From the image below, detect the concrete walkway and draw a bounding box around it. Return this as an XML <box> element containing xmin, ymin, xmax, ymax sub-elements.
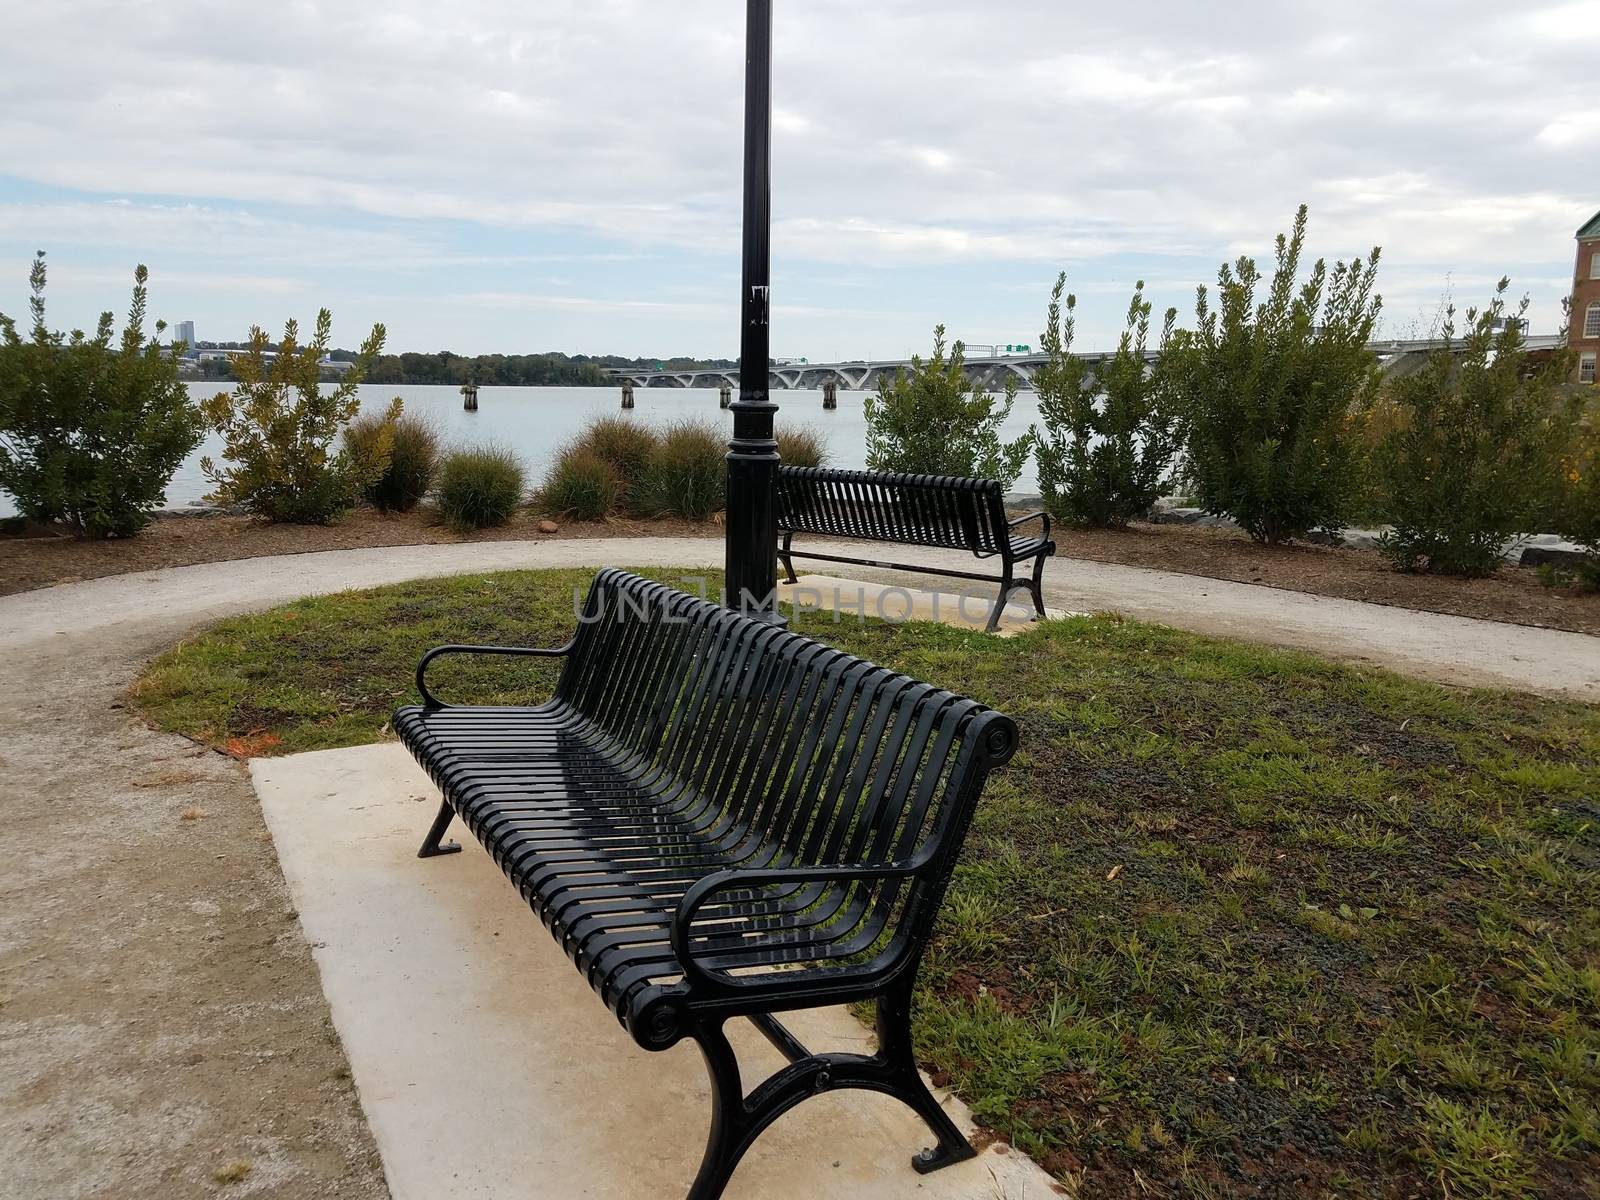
<box><xmin>2</xmin><ymin>537</ymin><xmax>1594</xmax><ymax>698</ymax></box>
<box><xmin>252</xmin><ymin>743</ymin><xmax>1059</xmax><ymax>1200</ymax></box>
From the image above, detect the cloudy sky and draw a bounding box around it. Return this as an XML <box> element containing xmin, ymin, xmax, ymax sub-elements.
<box><xmin>1</xmin><ymin>0</ymin><xmax>1595</xmax><ymax>360</ymax></box>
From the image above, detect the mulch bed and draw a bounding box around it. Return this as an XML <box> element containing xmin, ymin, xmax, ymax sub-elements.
<box><xmin>1050</xmin><ymin>521</ymin><xmax>1600</xmax><ymax>637</ymax></box>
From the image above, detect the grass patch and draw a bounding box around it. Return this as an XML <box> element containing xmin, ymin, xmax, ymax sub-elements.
<box><xmin>133</xmin><ymin>568</ymin><xmax>1600</xmax><ymax>1197</ymax></box>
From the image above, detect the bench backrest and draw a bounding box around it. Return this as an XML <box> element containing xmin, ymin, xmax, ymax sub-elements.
<box><xmin>552</xmin><ymin>569</ymin><xmax>1017</xmax><ymax>973</ymax></box>
<box><xmin>776</xmin><ymin>466</ymin><xmax>1011</xmax><ymax>555</ymax></box>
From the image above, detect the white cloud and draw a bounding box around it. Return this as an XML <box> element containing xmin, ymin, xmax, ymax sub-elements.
<box><xmin>0</xmin><ymin>0</ymin><xmax>1591</xmax><ymax>351</ymax></box>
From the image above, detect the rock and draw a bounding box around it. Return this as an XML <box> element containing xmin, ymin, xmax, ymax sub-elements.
<box><xmin>1338</xmin><ymin>528</ymin><xmax>1386</xmax><ymax>553</ymax></box>
<box><xmin>537</xmin><ymin>519</ymin><xmax>560</xmax><ymax>535</ymax></box>
<box><xmin>1520</xmin><ymin>544</ymin><xmax>1591</xmax><ymax>570</ymax></box>
<box><xmin>0</xmin><ymin>516</ymin><xmax>68</xmax><ymax>540</ymax></box>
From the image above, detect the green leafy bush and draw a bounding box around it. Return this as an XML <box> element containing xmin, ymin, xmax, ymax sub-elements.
<box><xmin>1164</xmin><ymin>206</ymin><xmax>1382</xmax><ymax>544</ymax></box>
<box><xmin>1032</xmin><ymin>275</ymin><xmax>1179</xmax><ymax>527</ymax></box>
<box><xmin>434</xmin><ymin>445</ymin><xmax>526</xmax><ymax>530</ymax></box>
<box><xmin>0</xmin><ymin>252</ymin><xmax>203</xmax><ymax>538</ymax></box>
<box><xmin>776</xmin><ymin>425</ymin><xmax>829</xmax><ymax>469</ymax></box>
<box><xmin>1554</xmin><ymin>412</ymin><xmax>1600</xmax><ymax>590</ymax></box>
<box><xmin>540</xmin><ymin>448</ymin><xmax>621</xmax><ymax>520</ymax></box>
<box><xmin>1373</xmin><ymin>282</ymin><xmax>1582</xmax><ymax>577</ymax></box>
<box><xmin>864</xmin><ymin>326</ymin><xmax>1030</xmax><ymax>488</ymax></box>
<box><xmin>634</xmin><ymin>418</ymin><xmax>725</xmax><ymax>520</ymax></box>
<box><xmin>347</xmin><ymin>411</ymin><xmax>439</xmax><ymax>513</ymax></box>
<box><xmin>201</xmin><ymin>311</ymin><xmax>394</xmax><ymax>523</ymax></box>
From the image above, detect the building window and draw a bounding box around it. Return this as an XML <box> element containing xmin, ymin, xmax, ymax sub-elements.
<box><xmin>1583</xmin><ymin>353</ymin><xmax>1598</xmax><ymax>384</ymax></box>
<box><xmin>1589</xmin><ymin>304</ymin><xmax>1600</xmax><ymax>339</ymax></box>
<box><xmin>1592</xmin><ymin>250</ymin><xmax>1600</xmax><ymax>280</ymax></box>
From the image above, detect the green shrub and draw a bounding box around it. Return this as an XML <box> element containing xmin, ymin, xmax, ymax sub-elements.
<box><xmin>201</xmin><ymin>310</ymin><xmax>394</xmax><ymax>523</ymax></box>
<box><xmin>634</xmin><ymin>418</ymin><xmax>725</xmax><ymax>520</ymax></box>
<box><xmin>776</xmin><ymin>425</ymin><xmax>829</xmax><ymax>469</ymax></box>
<box><xmin>864</xmin><ymin>326</ymin><xmax>1030</xmax><ymax>488</ymax></box>
<box><xmin>1554</xmin><ymin>413</ymin><xmax>1600</xmax><ymax>590</ymax></box>
<box><xmin>1373</xmin><ymin>282</ymin><xmax>1582</xmax><ymax>577</ymax></box>
<box><xmin>540</xmin><ymin>448</ymin><xmax>621</xmax><ymax>520</ymax></box>
<box><xmin>573</xmin><ymin>415</ymin><xmax>659</xmax><ymax>480</ymax></box>
<box><xmin>1164</xmin><ymin>206</ymin><xmax>1381</xmax><ymax>544</ymax></box>
<box><xmin>434</xmin><ymin>445</ymin><xmax>526</xmax><ymax>530</ymax></box>
<box><xmin>347</xmin><ymin>411</ymin><xmax>439</xmax><ymax>513</ymax></box>
<box><xmin>1032</xmin><ymin>274</ymin><xmax>1180</xmax><ymax>527</ymax></box>
<box><xmin>0</xmin><ymin>252</ymin><xmax>204</xmax><ymax>538</ymax></box>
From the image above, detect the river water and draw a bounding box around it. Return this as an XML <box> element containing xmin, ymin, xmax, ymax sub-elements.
<box><xmin>1</xmin><ymin>383</ymin><xmax>1049</xmax><ymax>518</ymax></box>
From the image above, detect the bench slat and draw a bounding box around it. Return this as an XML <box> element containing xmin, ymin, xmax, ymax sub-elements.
<box><xmin>395</xmin><ymin>569</ymin><xmax>1017</xmax><ymax>1053</ymax></box>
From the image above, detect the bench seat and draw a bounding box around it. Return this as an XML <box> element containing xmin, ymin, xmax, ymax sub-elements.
<box><xmin>394</xmin><ymin>702</ymin><xmax>896</xmax><ymax>1038</ymax></box>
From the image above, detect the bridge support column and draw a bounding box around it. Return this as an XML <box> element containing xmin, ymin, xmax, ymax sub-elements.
<box><xmin>621</xmin><ymin>382</ymin><xmax>635</xmax><ymax>409</ymax></box>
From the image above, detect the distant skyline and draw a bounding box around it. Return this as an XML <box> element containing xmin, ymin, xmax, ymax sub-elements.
<box><xmin>1</xmin><ymin>1</ymin><xmax>1594</xmax><ymax>359</ymax></box>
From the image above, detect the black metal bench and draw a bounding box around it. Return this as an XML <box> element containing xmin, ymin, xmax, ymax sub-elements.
<box><xmin>394</xmin><ymin>568</ymin><xmax>1018</xmax><ymax>1200</ymax></box>
<box><xmin>775</xmin><ymin>466</ymin><xmax>1055</xmax><ymax>631</ymax></box>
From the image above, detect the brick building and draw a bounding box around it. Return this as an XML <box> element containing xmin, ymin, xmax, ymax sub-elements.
<box><xmin>1573</xmin><ymin>208</ymin><xmax>1600</xmax><ymax>384</ymax></box>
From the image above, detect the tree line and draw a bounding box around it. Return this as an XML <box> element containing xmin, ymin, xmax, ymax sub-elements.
<box><xmin>864</xmin><ymin>205</ymin><xmax>1599</xmax><ymax>583</ymax></box>
<box><xmin>363</xmin><ymin>351</ymin><xmax>734</xmax><ymax>385</ymax></box>
<box><xmin>184</xmin><ymin>345</ymin><xmax>736</xmax><ymax>386</ymax></box>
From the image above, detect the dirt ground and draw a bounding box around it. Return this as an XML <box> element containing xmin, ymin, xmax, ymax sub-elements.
<box><xmin>5</xmin><ymin>509</ymin><xmax>1596</xmax><ymax>636</ymax></box>
<box><xmin>0</xmin><ymin>624</ymin><xmax>388</xmax><ymax>1199</ymax></box>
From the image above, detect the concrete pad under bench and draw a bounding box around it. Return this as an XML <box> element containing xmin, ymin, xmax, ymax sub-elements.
<box><xmin>777</xmin><ymin>574</ymin><xmax>1072</xmax><ymax>636</ymax></box>
<box><xmin>251</xmin><ymin>743</ymin><xmax>1064</xmax><ymax>1200</ymax></box>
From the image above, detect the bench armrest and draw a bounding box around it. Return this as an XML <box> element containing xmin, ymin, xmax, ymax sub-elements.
<box><xmin>671</xmin><ymin>859</ymin><xmax>930</xmax><ymax>992</ymax></box>
<box><xmin>1006</xmin><ymin>509</ymin><xmax>1052</xmax><ymax>538</ymax></box>
<box><xmin>416</xmin><ymin>641</ymin><xmax>575</xmax><ymax>710</ymax></box>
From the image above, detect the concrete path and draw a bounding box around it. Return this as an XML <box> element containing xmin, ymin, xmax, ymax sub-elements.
<box><xmin>252</xmin><ymin>743</ymin><xmax>1059</xmax><ymax>1200</ymax></box>
<box><xmin>2</xmin><ymin>537</ymin><xmax>1594</xmax><ymax>698</ymax></box>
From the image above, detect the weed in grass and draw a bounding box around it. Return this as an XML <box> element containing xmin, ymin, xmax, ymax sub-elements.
<box><xmin>1417</xmin><ymin>1096</ymin><xmax>1533</xmax><ymax>1200</ymax></box>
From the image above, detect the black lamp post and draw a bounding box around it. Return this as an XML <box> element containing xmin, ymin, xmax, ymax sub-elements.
<box><xmin>723</xmin><ymin>0</ymin><xmax>781</xmax><ymax>620</ymax></box>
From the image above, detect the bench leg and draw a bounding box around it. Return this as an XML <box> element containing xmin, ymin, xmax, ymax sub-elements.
<box><xmin>688</xmin><ymin>1021</ymin><xmax>747</xmax><ymax>1200</ymax></box>
<box><xmin>1027</xmin><ymin>552</ymin><xmax>1048</xmax><ymax>620</ymax></box>
<box><xmin>985</xmin><ymin>564</ymin><xmax>1016</xmax><ymax>633</ymax></box>
<box><xmin>778</xmin><ymin>532</ymin><xmax>798</xmax><ymax>585</ymax></box>
<box><xmin>684</xmin><ymin>988</ymin><xmax>974</xmax><ymax>1200</ymax></box>
<box><xmin>875</xmin><ymin>980</ymin><xmax>977</xmax><ymax>1174</ymax></box>
<box><xmin>416</xmin><ymin>798</ymin><xmax>463</xmax><ymax>859</ymax></box>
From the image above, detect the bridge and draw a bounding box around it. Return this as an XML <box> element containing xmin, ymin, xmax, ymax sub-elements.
<box><xmin>606</xmin><ymin>336</ymin><xmax>1565</xmax><ymax>392</ymax></box>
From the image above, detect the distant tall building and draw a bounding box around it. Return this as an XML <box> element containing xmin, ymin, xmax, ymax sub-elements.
<box><xmin>173</xmin><ymin>320</ymin><xmax>196</xmax><ymax>349</ymax></box>
<box><xmin>1572</xmin><ymin>209</ymin><xmax>1600</xmax><ymax>385</ymax></box>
